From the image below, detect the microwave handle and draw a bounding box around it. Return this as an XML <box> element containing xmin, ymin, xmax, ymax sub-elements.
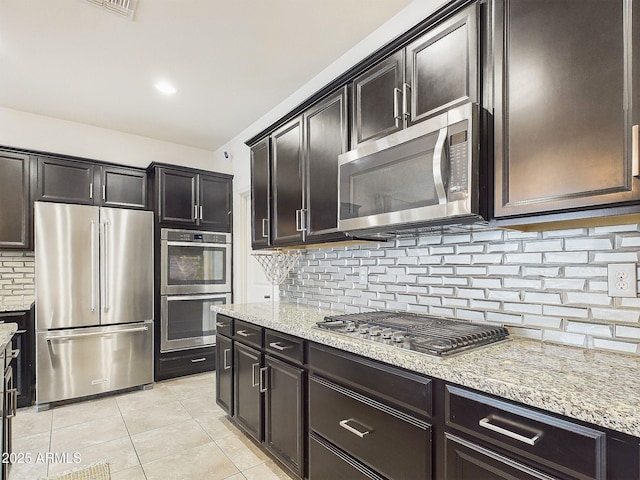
<box><xmin>433</xmin><ymin>127</ymin><xmax>448</xmax><ymax>205</ymax></box>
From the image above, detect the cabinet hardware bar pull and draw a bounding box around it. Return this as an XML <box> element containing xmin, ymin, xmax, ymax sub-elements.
<box><xmin>295</xmin><ymin>209</ymin><xmax>305</xmax><ymax>232</ymax></box>
<box><xmin>478</xmin><ymin>417</ymin><xmax>542</xmax><ymax>446</ymax></box>
<box><xmin>402</xmin><ymin>83</ymin><xmax>411</xmax><ymax>119</ymax></box>
<box><xmin>194</xmin><ymin>205</ymin><xmax>198</xmax><ymax>220</ymax></box>
<box><xmin>268</xmin><ymin>342</ymin><xmax>290</xmax><ymax>351</ymax></box>
<box><xmin>236</xmin><ymin>330</ymin><xmax>251</xmax><ymax>337</ymax></box>
<box><xmin>339</xmin><ymin>419</ymin><xmax>371</xmax><ymax>438</ymax></box>
<box><xmin>393</xmin><ymin>87</ymin><xmax>402</xmax><ymax>125</ymax></box>
<box><xmin>216</xmin><ymin>322</ymin><xmax>228</xmax><ymax>328</ymax></box>
<box><xmin>10</xmin><ymin>349</ymin><xmax>19</xmax><ymax>359</ymax></box>
<box><xmin>199</xmin><ymin>206</ymin><xmax>203</xmax><ymax>220</ymax></box>
<box><xmin>259</xmin><ymin>367</ymin><xmax>268</xmax><ymax>393</ymax></box>
<box><xmin>15</xmin><ymin>330</ymin><xmax>26</xmax><ymax>335</ymax></box>
<box><xmin>102</xmin><ymin>184</ymin><xmax>106</xmax><ymax>201</ymax></box>
<box><xmin>89</xmin><ymin>183</ymin><xmax>93</xmax><ymax>199</ymax></box>
<box><xmin>6</xmin><ymin>388</ymin><xmax>17</xmax><ymax>418</ymax></box>
<box><xmin>251</xmin><ymin>362</ymin><xmax>260</xmax><ymax>387</ymax></box>
<box><xmin>190</xmin><ymin>358</ymin><xmax>206</xmax><ymax>363</ymax></box>
<box><xmin>223</xmin><ymin>349</ymin><xmax>231</xmax><ymax>370</ymax></box>
<box><xmin>262</xmin><ymin>218</ymin><xmax>269</xmax><ymax>238</ymax></box>
<box><xmin>45</xmin><ymin>326</ymin><xmax>148</xmax><ymax>341</ymax></box>
<box><xmin>633</xmin><ymin>125</ymin><xmax>639</xmax><ymax>177</ymax></box>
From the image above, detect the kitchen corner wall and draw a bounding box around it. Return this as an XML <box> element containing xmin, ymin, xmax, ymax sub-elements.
<box><xmin>281</xmin><ymin>223</ymin><xmax>640</xmax><ymax>355</ymax></box>
<box><xmin>0</xmin><ymin>251</ymin><xmax>35</xmax><ymax>310</ymax></box>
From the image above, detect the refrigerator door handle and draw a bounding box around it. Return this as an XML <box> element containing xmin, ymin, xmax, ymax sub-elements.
<box><xmin>103</xmin><ymin>221</ymin><xmax>110</xmax><ymax>313</ymax></box>
<box><xmin>45</xmin><ymin>325</ymin><xmax>149</xmax><ymax>341</ymax></box>
<box><xmin>90</xmin><ymin>220</ymin><xmax>97</xmax><ymax>312</ymax></box>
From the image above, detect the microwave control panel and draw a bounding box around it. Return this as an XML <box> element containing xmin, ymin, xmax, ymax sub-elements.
<box><xmin>448</xmin><ymin>129</ymin><xmax>469</xmax><ymax>201</ymax></box>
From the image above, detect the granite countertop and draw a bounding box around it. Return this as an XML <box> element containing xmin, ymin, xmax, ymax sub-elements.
<box><xmin>0</xmin><ymin>303</ymin><xmax>33</xmax><ymax>313</ymax></box>
<box><xmin>0</xmin><ymin>323</ymin><xmax>18</xmax><ymax>350</ymax></box>
<box><xmin>214</xmin><ymin>301</ymin><xmax>640</xmax><ymax>438</ymax></box>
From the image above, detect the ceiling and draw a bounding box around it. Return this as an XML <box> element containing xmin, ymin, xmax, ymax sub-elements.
<box><xmin>0</xmin><ymin>0</ymin><xmax>413</xmax><ymax>151</ymax></box>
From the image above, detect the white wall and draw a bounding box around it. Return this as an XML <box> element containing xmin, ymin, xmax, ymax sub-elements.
<box><xmin>216</xmin><ymin>0</ymin><xmax>448</xmax><ymax>301</ymax></box>
<box><xmin>0</xmin><ymin>106</ymin><xmax>231</xmax><ymax>173</ymax></box>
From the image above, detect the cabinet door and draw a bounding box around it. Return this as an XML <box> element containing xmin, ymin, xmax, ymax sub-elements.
<box><xmin>444</xmin><ymin>434</ymin><xmax>555</xmax><ymax>479</ymax></box>
<box><xmin>36</xmin><ymin>157</ymin><xmax>95</xmax><ymax>205</ymax></box>
<box><xmin>101</xmin><ymin>167</ymin><xmax>147</xmax><ymax>209</ymax></box>
<box><xmin>251</xmin><ymin>139</ymin><xmax>271</xmax><ymax>249</ymax></box>
<box><xmin>351</xmin><ymin>51</ymin><xmax>404</xmax><ymax>148</ymax></box>
<box><xmin>233</xmin><ymin>342</ymin><xmax>263</xmax><ymax>442</ymax></box>
<box><xmin>199</xmin><ymin>174</ymin><xmax>232</xmax><ymax>232</ymax></box>
<box><xmin>215</xmin><ymin>335</ymin><xmax>233</xmax><ymax>415</ymax></box>
<box><xmin>405</xmin><ymin>3</ymin><xmax>478</xmax><ymax>125</ymax></box>
<box><xmin>271</xmin><ymin>117</ymin><xmax>304</xmax><ymax>245</ymax></box>
<box><xmin>0</xmin><ymin>152</ymin><xmax>31</xmax><ymax>249</ymax></box>
<box><xmin>494</xmin><ymin>0</ymin><xmax>640</xmax><ymax>217</ymax></box>
<box><xmin>304</xmin><ymin>87</ymin><xmax>348</xmax><ymax>238</ymax></box>
<box><xmin>158</xmin><ymin>168</ymin><xmax>198</xmax><ymax>225</ymax></box>
<box><xmin>264</xmin><ymin>355</ymin><xmax>304</xmax><ymax>477</ymax></box>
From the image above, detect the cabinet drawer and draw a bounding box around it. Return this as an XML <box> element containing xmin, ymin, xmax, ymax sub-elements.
<box><xmin>216</xmin><ymin>314</ymin><xmax>234</xmax><ymax>337</ymax></box>
<box><xmin>265</xmin><ymin>330</ymin><xmax>303</xmax><ymax>365</ymax></box>
<box><xmin>445</xmin><ymin>385</ymin><xmax>606</xmax><ymax>480</ymax></box>
<box><xmin>157</xmin><ymin>349</ymin><xmax>216</xmax><ymax>381</ymax></box>
<box><xmin>308</xmin><ymin>343</ymin><xmax>431</xmax><ymax>417</ymax></box>
<box><xmin>233</xmin><ymin>320</ymin><xmax>263</xmax><ymax>349</ymax></box>
<box><xmin>309</xmin><ymin>375</ymin><xmax>431</xmax><ymax>480</ymax></box>
<box><xmin>309</xmin><ymin>432</ymin><xmax>383</xmax><ymax>480</ymax></box>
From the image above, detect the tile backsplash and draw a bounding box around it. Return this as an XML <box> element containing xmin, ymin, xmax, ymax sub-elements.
<box><xmin>281</xmin><ymin>223</ymin><xmax>640</xmax><ymax>355</ymax></box>
<box><xmin>0</xmin><ymin>251</ymin><xmax>35</xmax><ymax>310</ymax></box>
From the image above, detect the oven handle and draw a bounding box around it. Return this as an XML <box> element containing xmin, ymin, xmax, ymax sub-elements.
<box><xmin>166</xmin><ymin>294</ymin><xmax>230</xmax><ymax>301</ymax></box>
<box><xmin>162</xmin><ymin>241</ymin><xmax>230</xmax><ymax>248</ymax></box>
<box><xmin>432</xmin><ymin>126</ymin><xmax>448</xmax><ymax>205</ymax></box>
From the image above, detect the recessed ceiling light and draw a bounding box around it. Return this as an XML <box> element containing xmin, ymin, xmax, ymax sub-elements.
<box><xmin>155</xmin><ymin>81</ymin><xmax>177</xmax><ymax>95</ymax></box>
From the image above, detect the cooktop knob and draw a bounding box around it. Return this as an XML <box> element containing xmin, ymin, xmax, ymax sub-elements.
<box><xmin>358</xmin><ymin>325</ymin><xmax>369</xmax><ymax>334</ymax></box>
<box><xmin>369</xmin><ymin>326</ymin><xmax>382</xmax><ymax>336</ymax></box>
<box><xmin>391</xmin><ymin>331</ymin><xmax>405</xmax><ymax>343</ymax></box>
<box><xmin>345</xmin><ymin>322</ymin><xmax>356</xmax><ymax>332</ymax></box>
<box><xmin>381</xmin><ymin>328</ymin><xmax>393</xmax><ymax>339</ymax></box>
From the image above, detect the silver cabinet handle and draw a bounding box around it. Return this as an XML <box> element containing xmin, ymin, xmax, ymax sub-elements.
<box><xmin>268</xmin><ymin>342</ymin><xmax>290</xmax><ymax>351</ymax></box>
<box><xmin>89</xmin><ymin>183</ymin><xmax>93</xmax><ymax>199</ymax></box>
<box><xmin>393</xmin><ymin>87</ymin><xmax>402</xmax><ymax>124</ymax></box>
<box><xmin>633</xmin><ymin>125</ymin><xmax>639</xmax><ymax>177</ymax></box>
<box><xmin>339</xmin><ymin>419</ymin><xmax>371</xmax><ymax>438</ymax></box>
<box><xmin>236</xmin><ymin>330</ymin><xmax>251</xmax><ymax>337</ymax></box>
<box><xmin>478</xmin><ymin>417</ymin><xmax>542</xmax><ymax>446</ymax></box>
<box><xmin>10</xmin><ymin>349</ymin><xmax>19</xmax><ymax>359</ymax></box>
<box><xmin>432</xmin><ymin>126</ymin><xmax>448</xmax><ymax>205</ymax></box>
<box><xmin>6</xmin><ymin>388</ymin><xmax>17</xmax><ymax>418</ymax></box>
<box><xmin>102</xmin><ymin>184</ymin><xmax>106</xmax><ymax>201</ymax></box>
<box><xmin>259</xmin><ymin>366</ymin><xmax>268</xmax><ymax>393</ymax></box>
<box><xmin>199</xmin><ymin>205</ymin><xmax>203</xmax><ymax>220</ymax></box>
<box><xmin>46</xmin><ymin>326</ymin><xmax>149</xmax><ymax>341</ymax></box>
<box><xmin>90</xmin><ymin>220</ymin><xmax>96</xmax><ymax>313</ymax></box>
<box><xmin>103</xmin><ymin>221</ymin><xmax>110</xmax><ymax>313</ymax></box>
<box><xmin>194</xmin><ymin>204</ymin><xmax>198</xmax><ymax>220</ymax></box>
<box><xmin>251</xmin><ymin>362</ymin><xmax>260</xmax><ymax>387</ymax></box>
<box><xmin>223</xmin><ymin>349</ymin><xmax>231</xmax><ymax>370</ymax></box>
<box><xmin>402</xmin><ymin>83</ymin><xmax>411</xmax><ymax>119</ymax></box>
<box><xmin>262</xmin><ymin>218</ymin><xmax>269</xmax><ymax>238</ymax></box>
<box><xmin>191</xmin><ymin>357</ymin><xmax>206</xmax><ymax>363</ymax></box>
<box><xmin>216</xmin><ymin>322</ymin><xmax>228</xmax><ymax>328</ymax></box>
<box><xmin>295</xmin><ymin>209</ymin><xmax>303</xmax><ymax>232</ymax></box>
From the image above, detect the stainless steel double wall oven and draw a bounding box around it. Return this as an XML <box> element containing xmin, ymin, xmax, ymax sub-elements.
<box><xmin>160</xmin><ymin>228</ymin><xmax>232</xmax><ymax>353</ymax></box>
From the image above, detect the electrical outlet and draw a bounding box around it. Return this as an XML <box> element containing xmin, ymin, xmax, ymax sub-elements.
<box><xmin>358</xmin><ymin>267</ymin><xmax>368</xmax><ymax>286</ymax></box>
<box><xmin>608</xmin><ymin>263</ymin><xmax>637</xmax><ymax>297</ymax></box>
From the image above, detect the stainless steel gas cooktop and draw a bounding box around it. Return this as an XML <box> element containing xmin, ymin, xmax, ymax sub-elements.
<box><xmin>316</xmin><ymin>311</ymin><xmax>510</xmax><ymax>358</ymax></box>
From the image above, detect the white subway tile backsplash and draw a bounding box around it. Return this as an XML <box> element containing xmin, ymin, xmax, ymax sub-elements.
<box><xmin>281</xmin><ymin>223</ymin><xmax>640</xmax><ymax>355</ymax></box>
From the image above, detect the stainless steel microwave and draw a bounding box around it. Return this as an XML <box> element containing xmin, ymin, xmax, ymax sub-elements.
<box><xmin>338</xmin><ymin>102</ymin><xmax>482</xmax><ymax>234</ymax></box>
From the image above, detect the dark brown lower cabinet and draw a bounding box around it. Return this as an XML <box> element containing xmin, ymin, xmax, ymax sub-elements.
<box><xmin>215</xmin><ymin>334</ymin><xmax>233</xmax><ymax>415</ymax></box>
<box><xmin>444</xmin><ymin>434</ymin><xmax>554</xmax><ymax>480</ymax></box>
<box><xmin>233</xmin><ymin>342</ymin><xmax>263</xmax><ymax>442</ymax></box>
<box><xmin>263</xmin><ymin>355</ymin><xmax>304</xmax><ymax>477</ymax></box>
<box><xmin>309</xmin><ymin>432</ymin><xmax>383</xmax><ymax>480</ymax></box>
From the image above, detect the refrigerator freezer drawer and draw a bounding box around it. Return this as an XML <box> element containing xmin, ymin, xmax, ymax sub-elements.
<box><xmin>36</xmin><ymin>322</ymin><xmax>153</xmax><ymax>405</ymax></box>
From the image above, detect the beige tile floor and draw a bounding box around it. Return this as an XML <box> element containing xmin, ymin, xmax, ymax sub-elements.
<box><xmin>8</xmin><ymin>372</ymin><xmax>295</xmax><ymax>480</ymax></box>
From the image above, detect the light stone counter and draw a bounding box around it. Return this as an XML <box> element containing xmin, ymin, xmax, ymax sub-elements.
<box><xmin>0</xmin><ymin>322</ymin><xmax>18</xmax><ymax>351</ymax></box>
<box><xmin>215</xmin><ymin>301</ymin><xmax>640</xmax><ymax>438</ymax></box>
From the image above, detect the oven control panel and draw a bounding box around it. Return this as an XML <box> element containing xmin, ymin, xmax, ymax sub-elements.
<box><xmin>161</xmin><ymin>228</ymin><xmax>230</xmax><ymax>244</ymax></box>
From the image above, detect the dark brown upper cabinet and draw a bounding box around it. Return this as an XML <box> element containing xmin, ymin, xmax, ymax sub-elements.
<box><xmin>493</xmin><ymin>0</ymin><xmax>640</xmax><ymax>219</ymax></box>
<box><xmin>251</xmin><ymin>139</ymin><xmax>271</xmax><ymax>249</ymax></box>
<box><xmin>253</xmin><ymin>87</ymin><xmax>349</xmax><ymax>248</ymax></box>
<box><xmin>271</xmin><ymin>116</ymin><xmax>304</xmax><ymax>246</ymax></box>
<box><xmin>156</xmin><ymin>166</ymin><xmax>232</xmax><ymax>232</ymax></box>
<box><xmin>0</xmin><ymin>151</ymin><xmax>31</xmax><ymax>249</ymax></box>
<box><xmin>36</xmin><ymin>156</ymin><xmax>147</xmax><ymax>209</ymax></box>
<box><xmin>350</xmin><ymin>3</ymin><xmax>478</xmax><ymax>149</ymax></box>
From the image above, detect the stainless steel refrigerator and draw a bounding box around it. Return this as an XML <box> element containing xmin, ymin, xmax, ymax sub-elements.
<box><xmin>35</xmin><ymin>202</ymin><xmax>154</xmax><ymax>406</ymax></box>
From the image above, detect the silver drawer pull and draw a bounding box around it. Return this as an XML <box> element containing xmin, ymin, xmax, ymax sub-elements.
<box><xmin>216</xmin><ymin>322</ymin><xmax>228</xmax><ymax>328</ymax></box>
<box><xmin>339</xmin><ymin>419</ymin><xmax>371</xmax><ymax>438</ymax></box>
<box><xmin>223</xmin><ymin>349</ymin><xmax>231</xmax><ymax>370</ymax></box>
<box><xmin>633</xmin><ymin>125</ymin><xmax>639</xmax><ymax>177</ymax></box>
<box><xmin>10</xmin><ymin>349</ymin><xmax>19</xmax><ymax>359</ymax></box>
<box><xmin>478</xmin><ymin>417</ymin><xmax>542</xmax><ymax>446</ymax></box>
<box><xmin>190</xmin><ymin>358</ymin><xmax>206</xmax><ymax>363</ymax></box>
<box><xmin>236</xmin><ymin>330</ymin><xmax>251</xmax><ymax>337</ymax></box>
<box><xmin>268</xmin><ymin>342</ymin><xmax>291</xmax><ymax>351</ymax></box>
